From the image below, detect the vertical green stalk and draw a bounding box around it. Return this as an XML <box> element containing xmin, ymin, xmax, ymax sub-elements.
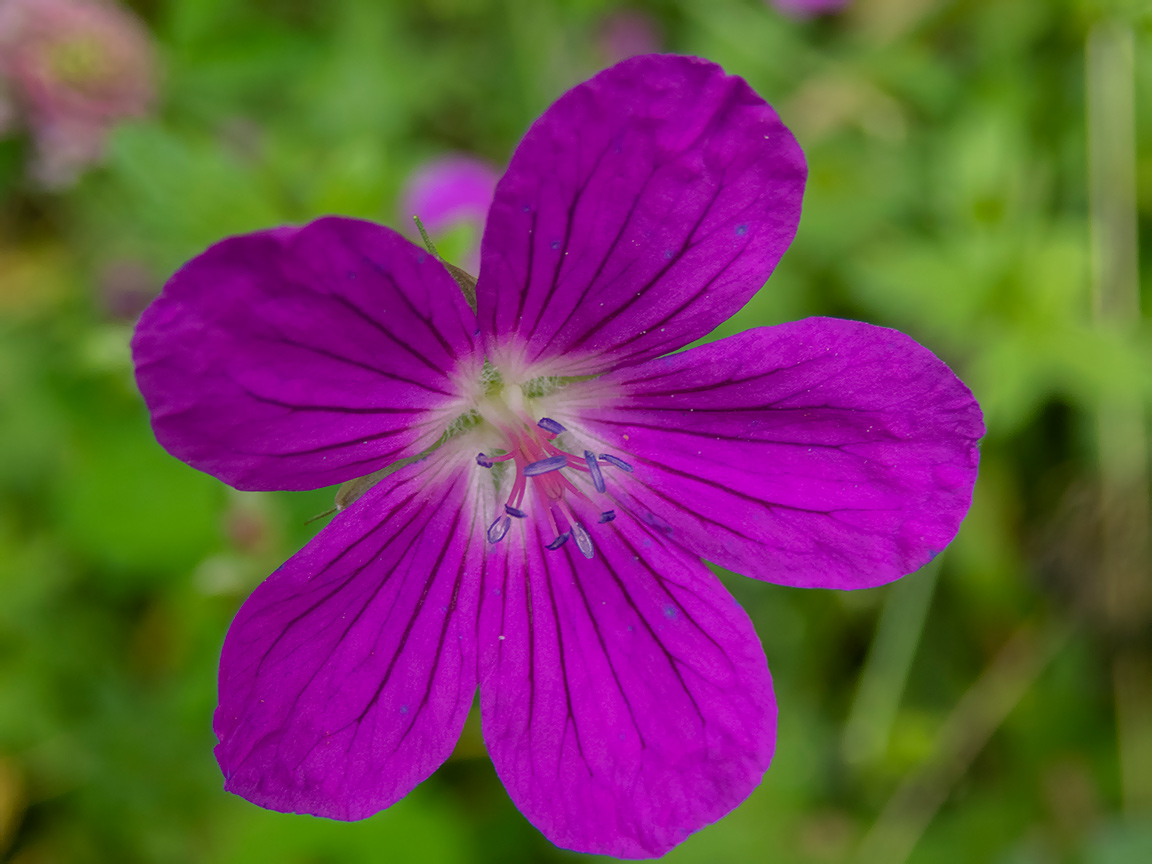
<box><xmin>1087</xmin><ymin>19</ymin><xmax>1152</xmax><ymax>816</ymax></box>
<box><xmin>842</xmin><ymin>559</ymin><xmax>941</xmax><ymax>767</ymax></box>
<box><xmin>854</xmin><ymin>624</ymin><xmax>1070</xmax><ymax>864</ymax></box>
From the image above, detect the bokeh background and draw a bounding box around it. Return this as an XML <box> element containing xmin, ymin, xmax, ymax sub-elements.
<box><xmin>2</xmin><ymin>0</ymin><xmax>1151</xmax><ymax>861</ymax></box>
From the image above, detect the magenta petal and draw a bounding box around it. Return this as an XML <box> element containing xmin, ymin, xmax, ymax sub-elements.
<box><xmin>133</xmin><ymin>217</ymin><xmax>481</xmax><ymax>491</ymax></box>
<box><xmin>569</xmin><ymin>318</ymin><xmax>984</xmax><ymax>589</ymax></box>
<box><xmin>215</xmin><ymin>451</ymin><xmax>485</xmax><ymax>819</ymax></box>
<box><xmin>478</xmin><ymin>506</ymin><xmax>775</xmax><ymax>858</ymax></box>
<box><xmin>477</xmin><ymin>54</ymin><xmax>805</xmax><ymax>376</ymax></box>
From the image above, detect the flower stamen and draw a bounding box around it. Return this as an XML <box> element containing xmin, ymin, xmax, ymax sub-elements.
<box><xmin>477</xmin><ymin>451</ymin><xmax>515</xmax><ymax>468</ymax></box>
<box><xmin>584</xmin><ymin>450</ymin><xmax>606</xmax><ymax>493</ymax></box>
<box><xmin>476</xmin><ymin>388</ymin><xmax>633</xmax><ymax>558</ymax></box>
<box><xmin>523</xmin><ymin>455</ymin><xmax>568</xmax><ymax>476</ymax></box>
<box><xmin>487</xmin><ymin>515</ymin><xmax>511</xmax><ymax>543</ymax></box>
<box><xmin>599</xmin><ymin>454</ymin><xmax>633</xmax><ymax>473</ymax></box>
<box><xmin>570</xmin><ymin>522</ymin><xmax>594</xmax><ymax>559</ymax></box>
<box><xmin>537</xmin><ymin>417</ymin><xmax>566</xmax><ymax>435</ymax></box>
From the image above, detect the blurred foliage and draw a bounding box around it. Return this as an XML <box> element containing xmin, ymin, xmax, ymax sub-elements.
<box><xmin>1</xmin><ymin>0</ymin><xmax>1151</xmax><ymax>862</ymax></box>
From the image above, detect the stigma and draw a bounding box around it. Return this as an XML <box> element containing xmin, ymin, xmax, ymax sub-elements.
<box><xmin>473</xmin><ymin>386</ymin><xmax>630</xmax><ymax>559</ymax></box>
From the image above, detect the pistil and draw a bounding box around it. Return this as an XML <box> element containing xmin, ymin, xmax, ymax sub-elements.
<box><xmin>474</xmin><ymin>393</ymin><xmax>632</xmax><ymax>558</ymax></box>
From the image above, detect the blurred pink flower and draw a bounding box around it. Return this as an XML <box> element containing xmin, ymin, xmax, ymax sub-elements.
<box><xmin>97</xmin><ymin>258</ymin><xmax>156</xmax><ymax>321</ymax></box>
<box><xmin>0</xmin><ymin>0</ymin><xmax>156</xmax><ymax>187</ymax></box>
<box><xmin>596</xmin><ymin>10</ymin><xmax>662</xmax><ymax>65</ymax></box>
<box><xmin>771</xmin><ymin>0</ymin><xmax>851</xmax><ymax>18</ymax></box>
<box><xmin>399</xmin><ymin>154</ymin><xmax>500</xmax><ymax>273</ymax></box>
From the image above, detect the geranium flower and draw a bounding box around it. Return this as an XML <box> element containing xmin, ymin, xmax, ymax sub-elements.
<box><xmin>0</xmin><ymin>0</ymin><xmax>156</xmax><ymax>187</ymax></box>
<box><xmin>133</xmin><ymin>55</ymin><xmax>982</xmax><ymax>858</ymax></box>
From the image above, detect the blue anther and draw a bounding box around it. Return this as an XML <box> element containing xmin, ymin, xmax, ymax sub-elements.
<box><xmin>504</xmin><ymin>504</ymin><xmax>526</xmax><ymax>518</ymax></box>
<box><xmin>599</xmin><ymin>510</ymin><xmax>616</xmax><ymax>524</ymax></box>
<box><xmin>571</xmin><ymin>523</ymin><xmax>594</xmax><ymax>559</ymax></box>
<box><xmin>476</xmin><ymin>453</ymin><xmax>494</xmax><ymax>468</ymax></box>
<box><xmin>546</xmin><ymin>532</ymin><xmax>570</xmax><ymax>551</ymax></box>
<box><xmin>537</xmin><ymin>417</ymin><xmax>566</xmax><ymax>435</ymax></box>
<box><xmin>584</xmin><ymin>450</ymin><xmax>606</xmax><ymax>493</ymax></box>
<box><xmin>599</xmin><ymin>454</ymin><xmax>633</xmax><ymax>473</ymax></box>
<box><xmin>487</xmin><ymin>515</ymin><xmax>511</xmax><ymax>544</ymax></box>
<box><xmin>523</xmin><ymin>455</ymin><xmax>568</xmax><ymax>476</ymax></box>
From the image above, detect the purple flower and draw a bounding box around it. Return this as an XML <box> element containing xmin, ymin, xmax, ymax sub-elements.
<box><xmin>132</xmin><ymin>55</ymin><xmax>982</xmax><ymax>858</ymax></box>
<box><xmin>771</xmin><ymin>0</ymin><xmax>852</xmax><ymax>18</ymax></box>
<box><xmin>399</xmin><ymin>154</ymin><xmax>500</xmax><ymax>273</ymax></box>
<box><xmin>0</xmin><ymin>0</ymin><xmax>156</xmax><ymax>187</ymax></box>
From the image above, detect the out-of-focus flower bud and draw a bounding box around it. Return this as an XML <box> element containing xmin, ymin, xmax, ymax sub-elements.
<box><xmin>97</xmin><ymin>258</ymin><xmax>156</xmax><ymax>321</ymax></box>
<box><xmin>596</xmin><ymin>10</ymin><xmax>662</xmax><ymax>65</ymax></box>
<box><xmin>399</xmin><ymin>154</ymin><xmax>499</xmax><ymax>274</ymax></box>
<box><xmin>0</xmin><ymin>0</ymin><xmax>157</xmax><ymax>187</ymax></box>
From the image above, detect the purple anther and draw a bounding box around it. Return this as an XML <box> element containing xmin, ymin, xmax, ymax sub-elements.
<box><xmin>598</xmin><ymin>510</ymin><xmax>616</xmax><ymax>524</ymax></box>
<box><xmin>599</xmin><ymin>454</ymin><xmax>633</xmax><ymax>473</ymax></box>
<box><xmin>523</xmin><ymin>455</ymin><xmax>568</xmax><ymax>476</ymax></box>
<box><xmin>476</xmin><ymin>453</ymin><xmax>494</xmax><ymax>468</ymax></box>
<box><xmin>584</xmin><ymin>450</ymin><xmax>606</xmax><ymax>493</ymax></box>
<box><xmin>537</xmin><ymin>417</ymin><xmax>566</xmax><ymax>435</ymax></box>
<box><xmin>487</xmin><ymin>515</ymin><xmax>511</xmax><ymax>544</ymax></box>
<box><xmin>546</xmin><ymin>532</ymin><xmax>570</xmax><ymax>551</ymax></box>
<box><xmin>504</xmin><ymin>504</ymin><xmax>527</xmax><ymax>518</ymax></box>
<box><xmin>571</xmin><ymin>523</ymin><xmax>594</xmax><ymax>559</ymax></box>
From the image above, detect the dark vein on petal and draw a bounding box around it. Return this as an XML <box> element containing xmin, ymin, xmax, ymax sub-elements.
<box><xmin>544</xmin><ymin>545</ymin><xmax>588</xmax><ymax>770</ymax></box>
<box><xmin>263</xmin><ymin>333</ymin><xmax>454</xmax><ymax>396</ymax></box>
<box><xmin>625</xmin><ymin>450</ymin><xmax>858</xmax><ymax>516</ymax></box>
<box><xmin>611</xmin><ymin>242</ymin><xmax>750</xmax><ymax>364</ymax></box>
<box><xmin>568</xmin><ymin>556</ymin><xmax>647</xmax><ymax>749</ymax></box>
<box><xmin>589</xmin><ymin>416</ymin><xmax>880</xmax><ymax>449</ymax></box>
<box><xmin>609</xmin><ymin>353</ymin><xmax>829</xmax><ymax>397</ymax></box>
<box><xmin>365</xmin><ymin>261</ymin><xmax>460</xmax><ymax>362</ymax></box>
<box><xmin>246</xmin><ymin>484</ymin><xmax>432</xmax><ymax>677</ymax></box>
<box><xmin>597</xmin><ymin>544</ymin><xmax>706</xmax><ymax>727</ymax></box>
<box><xmin>233</xmin><ymin>425</ymin><xmax>412</xmax><ymax>459</ymax></box>
<box><xmin>278</xmin><ymin>488</ymin><xmax>465</xmax><ymax>772</ymax></box>
<box><xmin>512</xmin><ymin>208</ymin><xmax>539</xmax><ymax>332</ymax></box>
<box><xmin>524</xmin><ymin>538</ymin><xmax>537</xmax><ymax>737</ymax></box>
<box><xmin>236</xmin><ymin>386</ymin><xmax>435</xmax><ymax>416</ymax></box>
<box><xmin>524</xmin><ymin>137</ymin><xmax>614</xmax><ymax>342</ymax></box>
<box><xmin>476</xmin><ymin>531</ymin><xmax>491</xmax><ymax>686</ymax></box>
<box><xmin>491</xmin><ymin>547</ymin><xmax>511</xmax><ymax>721</ymax></box>
<box><xmin>564</xmin><ymin>181</ymin><xmax>727</xmax><ymax>353</ymax></box>
<box><xmin>325</xmin><ymin>291</ymin><xmax>450</xmax><ymax>379</ymax></box>
<box><xmin>621</xmin><ymin>474</ymin><xmax>761</xmax><ymax>545</ymax></box>
<box><xmin>352</xmin><ymin>503</ymin><xmax>466</xmax><ymax>727</ymax></box>
<box><xmin>391</xmin><ymin>509</ymin><xmax>472</xmax><ymax>755</ymax></box>
<box><xmin>613</xmin><ymin>527</ymin><xmax>729</xmax><ymax>664</ymax></box>
<box><xmin>244</xmin><ymin>460</ymin><xmax>457</xmax><ymax>680</ymax></box>
<box><xmin>533</xmin><ymin>161</ymin><xmax>662</xmax><ymax>352</ymax></box>
<box><xmin>240</xmin><ymin>494</ymin><xmax>441</xmax><ymax>773</ymax></box>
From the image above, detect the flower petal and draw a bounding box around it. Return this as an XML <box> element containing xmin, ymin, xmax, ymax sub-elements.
<box><xmin>133</xmin><ymin>216</ymin><xmax>481</xmax><ymax>491</ymax></box>
<box><xmin>477</xmin><ymin>54</ymin><xmax>805</xmax><ymax>378</ymax></box>
<box><xmin>214</xmin><ymin>448</ymin><xmax>487</xmax><ymax>819</ymax></box>
<box><xmin>478</xmin><ymin>502</ymin><xmax>775</xmax><ymax>858</ymax></box>
<box><xmin>561</xmin><ymin>318</ymin><xmax>984</xmax><ymax>589</ymax></box>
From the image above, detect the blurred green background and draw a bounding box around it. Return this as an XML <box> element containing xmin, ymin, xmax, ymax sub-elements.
<box><xmin>2</xmin><ymin>0</ymin><xmax>1152</xmax><ymax>861</ymax></box>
